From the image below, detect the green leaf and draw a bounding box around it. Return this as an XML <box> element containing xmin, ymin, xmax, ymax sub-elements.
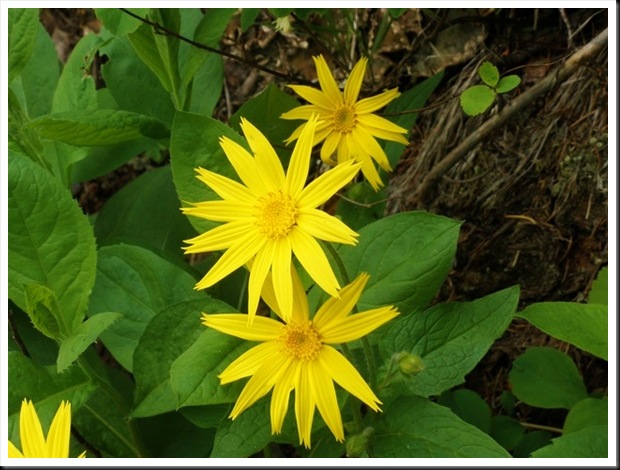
<box><xmin>132</xmin><ymin>298</ymin><xmax>238</xmax><ymax>417</ymax></box>
<box><xmin>170</xmin><ymin>329</ymin><xmax>250</xmax><ymax>407</ymax></box>
<box><xmin>7</xmin><ymin>351</ymin><xmax>95</xmax><ymax>446</ymax></box>
<box><xmin>563</xmin><ymin>397</ymin><xmax>608</xmax><ymax>434</ymax></box>
<box><xmin>170</xmin><ymin>111</ymin><xmax>245</xmax><ymax>234</ymax></box>
<box><xmin>489</xmin><ymin>415</ymin><xmax>525</xmax><ymax>451</ymax></box>
<box><xmin>8</xmin><ymin>154</ymin><xmax>97</xmax><ymax>335</ymax></box>
<box><xmin>88</xmin><ymin>244</ymin><xmax>205</xmax><ymax>372</ymax></box>
<box><xmin>100</xmin><ymin>34</ymin><xmax>176</xmax><ymax>126</ymax></box>
<box><xmin>437</xmin><ymin>389</ymin><xmax>492</xmax><ymax>434</ymax></box>
<box><xmin>495</xmin><ymin>75</ymin><xmax>521</xmax><ymax>94</ymax></box>
<box><xmin>460</xmin><ymin>85</ymin><xmax>496</xmax><ymax>116</ymax></box>
<box><xmin>383</xmin><ymin>71</ymin><xmax>444</xmax><ymax>168</ymax></box>
<box><xmin>229</xmin><ymin>83</ymin><xmax>301</xmax><ymax>162</ymax></box>
<box><xmin>509</xmin><ymin>346</ymin><xmax>588</xmax><ymax>409</ymax></box>
<box><xmin>531</xmin><ymin>425</ymin><xmax>607</xmax><ymax>458</ymax></box>
<box><xmin>149</xmin><ymin>9</ymin><xmax>181</xmax><ymax>99</ymax></box>
<box><xmin>374</xmin><ymin>396</ymin><xmax>511</xmax><ymax>457</ymax></box>
<box><xmin>8</xmin><ymin>8</ymin><xmax>39</xmax><ymax>83</ymax></box>
<box><xmin>23</xmin><ymin>283</ymin><xmax>61</xmax><ymax>340</ymax></box>
<box><xmin>188</xmin><ymin>53</ymin><xmax>224</xmax><ymax>116</ymax></box>
<box><xmin>240</xmin><ymin>8</ymin><xmax>261</xmax><ymax>31</ymax></box>
<box><xmin>96</xmin><ymin>8</ymin><xmax>149</xmax><ymax>36</ymax></box>
<box><xmin>11</xmin><ymin>22</ymin><xmax>60</xmax><ymax>118</ymax></box>
<box><xmin>512</xmin><ymin>431</ymin><xmax>553</xmax><ymax>457</ymax></box>
<box><xmin>52</xmin><ymin>33</ymin><xmax>100</xmax><ymax>113</ymax></box>
<box><xmin>517</xmin><ymin>302</ymin><xmax>607</xmax><ymax>360</ymax></box>
<box><xmin>27</xmin><ymin>109</ymin><xmax>169</xmax><ymax>147</ymax></box>
<box><xmin>72</xmin><ymin>361</ymin><xmax>140</xmax><ymax>457</ymax></box>
<box><xmin>380</xmin><ymin>286</ymin><xmax>519</xmax><ymax>397</ymax></box>
<box><xmin>8</xmin><ymin>92</ymin><xmax>47</xmax><ymax>169</ymax></box>
<box><xmin>137</xmin><ymin>412</ymin><xmax>215</xmax><ymax>457</ymax></box>
<box><xmin>588</xmin><ymin>266</ymin><xmax>608</xmax><ymax>305</ymax></box>
<box><xmin>57</xmin><ymin>312</ymin><xmax>121</xmax><ymax>373</ymax></box>
<box><xmin>94</xmin><ymin>166</ymin><xmax>196</xmax><ymax>262</ymax></box>
<box><xmin>388</xmin><ymin>8</ymin><xmax>408</xmax><ymax>19</ymax></box>
<box><xmin>479</xmin><ymin>61</ymin><xmax>500</xmax><ymax>87</ymax></box>
<box><xmin>180</xmin><ymin>404</ymin><xmax>230</xmax><ymax>429</ymax></box>
<box><xmin>10</xmin><ymin>303</ymin><xmax>59</xmax><ymax>365</ymax></box>
<box><xmin>339</xmin><ymin>211</ymin><xmax>460</xmax><ymax>313</ymax></box>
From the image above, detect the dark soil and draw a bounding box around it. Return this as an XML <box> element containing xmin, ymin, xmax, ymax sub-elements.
<box><xmin>40</xmin><ymin>6</ymin><xmax>609</xmax><ymax>446</ymax></box>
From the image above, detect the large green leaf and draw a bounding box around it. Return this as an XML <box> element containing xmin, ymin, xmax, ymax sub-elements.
<box><xmin>27</xmin><ymin>109</ymin><xmax>169</xmax><ymax>147</ymax></box>
<box><xmin>380</xmin><ymin>286</ymin><xmax>519</xmax><ymax>397</ymax></box>
<box><xmin>563</xmin><ymin>397</ymin><xmax>608</xmax><ymax>435</ymax></box>
<box><xmin>8</xmin><ymin>8</ymin><xmax>39</xmax><ymax>83</ymax></box>
<box><xmin>588</xmin><ymin>266</ymin><xmax>608</xmax><ymax>306</ymax></box>
<box><xmin>94</xmin><ymin>166</ymin><xmax>196</xmax><ymax>262</ymax></box>
<box><xmin>132</xmin><ymin>298</ymin><xmax>241</xmax><ymax>417</ymax></box>
<box><xmin>437</xmin><ymin>389</ymin><xmax>492</xmax><ymax>434</ymax></box>
<box><xmin>509</xmin><ymin>346</ymin><xmax>588</xmax><ymax>409</ymax></box>
<box><xmin>100</xmin><ymin>33</ymin><xmax>176</xmax><ymax>126</ymax></box>
<box><xmin>10</xmin><ymin>22</ymin><xmax>60</xmax><ymax>118</ymax></box>
<box><xmin>51</xmin><ymin>33</ymin><xmax>100</xmax><ymax>113</ymax></box>
<box><xmin>170</xmin><ymin>111</ymin><xmax>246</xmax><ymax>233</ymax></box>
<box><xmin>338</xmin><ymin>211</ymin><xmax>461</xmax><ymax>313</ymax></box>
<box><xmin>87</xmin><ymin>244</ymin><xmax>204</xmax><ymax>372</ymax></box>
<box><xmin>374</xmin><ymin>396</ymin><xmax>511</xmax><ymax>457</ymax></box>
<box><xmin>7</xmin><ymin>351</ymin><xmax>95</xmax><ymax>447</ymax></box>
<box><xmin>95</xmin><ymin>8</ymin><xmax>149</xmax><ymax>36</ymax></box>
<box><xmin>8</xmin><ymin>154</ymin><xmax>97</xmax><ymax>335</ymax></box>
<box><xmin>517</xmin><ymin>302</ymin><xmax>607</xmax><ymax>360</ymax></box>
<box><xmin>531</xmin><ymin>425</ymin><xmax>607</xmax><ymax>458</ymax></box>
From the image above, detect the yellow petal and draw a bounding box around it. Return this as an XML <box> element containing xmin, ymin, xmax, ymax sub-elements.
<box><xmin>194</xmin><ymin>168</ymin><xmax>256</xmax><ymax>205</ymax></box>
<box><xmin>297</xmin><ymin>160</ymin><xmax>360</xmax><ymax>209</ymax></box>
<box><xmin>229</xmin><ymin>351</ymin><xmax>289</xmax><ymax>419</ymax></box>
<box><xmin>45</xmin><ymin>401</ymin><xmax>71</xmax><ymax>458</ymax></box>
<box><xmin>319</xmin><ymin>346</ymin><xmax>381</xmax><ymax>411</ymax></box>
<box><xmin>358</xmin><ymin>151</ymin><xmax>384</xmax><ymax>190</ymax></box>
<box><xmin>219</xmin><ymin>137</ymin><xmax>269</xmax><ymax>195</ymax></box>
<box><xmin>319</xmin><ymin>131</ymin><xmax>340</xmax><ymax>165</ymax></box>
<box><xmin>351</xmin><ymin>126</ymin><xmax>392</xmax><ymax>171</ymax></box>
<box><xmin>247</xmin><ymin>242</ymin><xmax>276</xmax><ymax>323</ymax></box>
<box><xmin>282</xmin><ymin>123</ymin><xmax>305</xmax><ymax>145</ymax></box>
<box><xmin>20</xmin><ymin>399</ymin><xmax>46</xmax><ymax>458</ymax></box>
<box><xmin>8</xmin><ymin>440</ymin><xmax>24</xmax><ymax>458</ymax></box>
<box><xmin>195</xmin><ymin>231</ymin><xmax>265</xmax><ymax>289</ymax></box>
<box><xmin>294</xmin><ymin>365</ymin><xmax>315</xmax><ymax>448</ymax></box>
<box><xmin>314</xmin><ymin>55</ymin><xmax>343</xmax><ymax>106</ymax></box>
<box><xmin>320</xmin><ymin>306</ymin><xmax>399</xmax><ymax>343</ymax></box>
<box><xmin>356</xmin><ymin>114</ymin><xmax>409</xmax><ymax>144</ymax></box>
<box><xmin>289</xmin><ymin>227</ymin><xmax>340</xmax><ymax>298</ymax></box>
<box><xmin>218</xmin><ymin>341</ymin><xmax>281</xmax><ymax>384</ymax></box>
<box><xmin>313</xmin><ymin>273</ymin><xmax>369</xmax><ymax>331</ymax></box>
<box><xmin>280</xmin><ymin>104</ymin><xmax>324</xmax><ymax>121</ymax></box>
<box><xmin>287</xmin><ymin>85</ymin><xmax>334</xmax><ymax>110</ymax></box>
<box><xmin>296</xmin><ymin>209</ymin><xmax>358</xmax><ymax>245</ymax></box>
<box><xmin>355</xmin><ymin>88</ymin><xmax>400</xmax><ymax>114</ymax></box>
<box><xmin>270</xmin><ymin>359</ymin><xmax>298</xmax><ymax>434</ymax></box>
<box><xmin>202</xmin><ymin>313</ymin><xmax>283</xmax><ymax>342</ymax></box>
<box><xmin>239</xmin><ymin>118</ymin><xmax>286</xmax><ymax>189</ymax></box>
<box><xmin>259</xmin><ymin>264</ymin><xmax>309</xmax><ymax>323</ymax></box>
<box><xmin>183</xmin><ymin>219</ymin><xmax>255</xmax><ymax>253</ymax></box>
<box><xmin>344</xmin><ymin>57</ymin><xmax>367</xmax><ymax>104</ymax></box>
<box><xmin>272</xmin><ymin>238</ymin><xmax>294</xmax><ymax>323</ymax></box>
<box><xmin>285</xmin><ymin>116</ymin><xmax>318</xmax><ymax>198</ymax></box>
<box><xmin>182</xmin><ymin>200</ymin><xmax>254</xmax><ymax>223</ymax></box>
<box><xmin>308</xmin><ymin>357</ymin><xmax>344</xmax><ymax>442</ymax></box>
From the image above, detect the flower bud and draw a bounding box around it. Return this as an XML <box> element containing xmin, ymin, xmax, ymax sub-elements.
<box><xmin>398</xmin><ymin>352</ymin><xmax>425</xmax><ymax>375</ymax></box>
<box><xmin>345</xmin><ymin>427</ymin><xmax>374</xmax><ymax>458</ymax></box>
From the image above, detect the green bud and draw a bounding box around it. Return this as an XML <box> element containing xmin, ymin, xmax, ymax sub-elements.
<box><xmin>345</xmin><ymin>427</ymin><xmax>374</xmax><ymax>458</ymax></box>
<box><xmin>398</xmin><ymin>352</ymin><xmax>425</xmax><ymax>375</ymax></box>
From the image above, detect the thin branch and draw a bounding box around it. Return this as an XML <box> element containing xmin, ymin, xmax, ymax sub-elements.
<box><xmin>412</xmin><ymin>28</ymin><xmax>608</xmax><ymax>205</ymax></box>
<box><xmin>119</xmin><ymin>8</ymin><xmax>314</xmax><ymax>85</ymax></box>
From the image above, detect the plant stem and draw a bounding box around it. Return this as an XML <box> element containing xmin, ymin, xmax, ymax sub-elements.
<box><xmin>520</xmin><ymin>421</ymin><xmax>563</xmax><ymax>434</ymax></box>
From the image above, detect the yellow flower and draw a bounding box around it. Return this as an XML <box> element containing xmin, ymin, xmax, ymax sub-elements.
<box><xmin>182</xmin><ymin>116</ymin><xmax>360</xmax><ymax>324</ymax></box>
<box><xmin>8</xmin><ymin>399</ymin><xmax>85</xmax><ymax>458</ymax></box>
<box><xmin>202</xmin><ymin>270</ymin><xmax>399</xmax><ymax>448</ymax></box>
<box><xmin>281</xmin><ymin>55</ymin><xmax>409</xmax><ymax>190</ymax></box>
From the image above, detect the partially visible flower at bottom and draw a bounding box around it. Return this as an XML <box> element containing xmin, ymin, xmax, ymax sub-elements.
<box><xmin>202</xmin><ymin>268</ymin><xmax>399</xmax><ymax>448</ymax></box>
<box><xmin>8</xmin><ymin>399</ymin><xmax>86</xmax><ymax>458</ymax></box>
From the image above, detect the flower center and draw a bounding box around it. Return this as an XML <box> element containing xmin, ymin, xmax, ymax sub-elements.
<box><xmin>255</xmin><ymin>190</ymin><xmax>298</xmax><ymax>239</ymax></box>
<box><xmin>332</xmin><ymin>105</ymin><xmax>357</xmax><ymax>133</ymax></box>
<box><xmin>279</xmin><ymin>320</ymin><xmax>322</xmax><ymax>361</ymax></box>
